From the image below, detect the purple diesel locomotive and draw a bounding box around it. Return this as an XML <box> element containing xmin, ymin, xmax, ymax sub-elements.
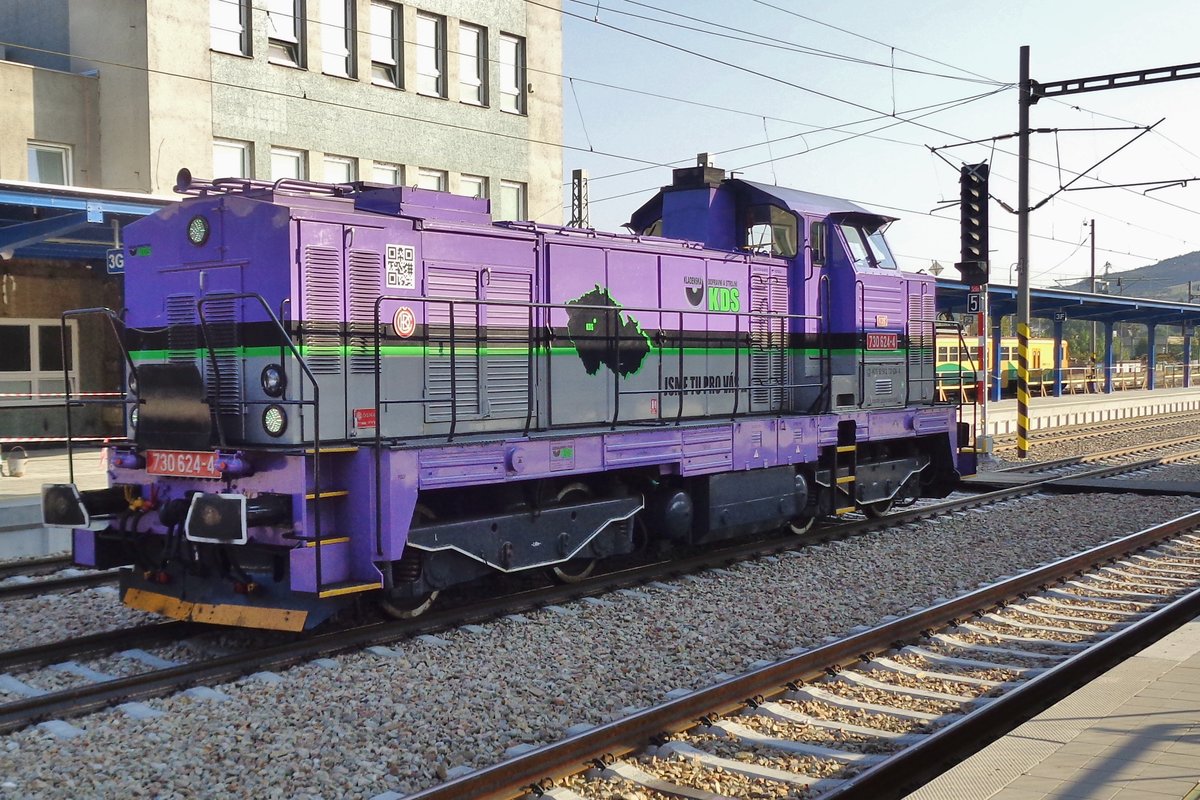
<box><xmin>43</xmin><ymin>163</ymin><xmax>976</xmax><ymax>630</ymax></box>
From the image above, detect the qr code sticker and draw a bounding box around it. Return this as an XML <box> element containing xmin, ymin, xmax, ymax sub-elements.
<box><xmin>386</xmin><ymin>244</ymin><xmax>416</xmax><ymax>289</ymax></box>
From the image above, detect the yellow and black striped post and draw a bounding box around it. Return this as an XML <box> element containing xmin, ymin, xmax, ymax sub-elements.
<box><xmin>1016</xmin><ymin>322</ymin><xmax>1030</xmax><ymax>458</ymax></box>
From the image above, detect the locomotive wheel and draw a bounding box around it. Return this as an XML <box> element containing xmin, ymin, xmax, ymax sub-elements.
<box><xmin>862</xmin><ymin>498</ymin><xmax>895</xmax><ymax>519</ymax></box>
<box><xmin>379</xmin><ymin>590</ymin><xmax>441</xmax><ymax>619</ymax></box>
<box><xmin>379</xmin><ymin>505</ymin><xmax>439</xmax><ymax>618</ymax></box>
<box><xmin>549</xmin><ymin>482</ymin><xmax>598</xmax><ymax>584</ymax></box>
<box><xmin>788</xmin><ymin>515</ymin><xmax>816</xmax><ymax>535</ymax></box>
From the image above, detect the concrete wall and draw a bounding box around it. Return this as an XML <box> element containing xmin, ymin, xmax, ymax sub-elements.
<box><xmin>2</xmin><ymin>0</ymin><xmax>563</xmax><ymax>211</ymax></box>
<box><xmin>209</xmin><ymin>0</ymin><xmax>563</xmax><ymax>221</ymax></box>
<box><xmin>0</xmin><ymin>61</ymin><xmax>100</xmax><ymax>184</ymax></box>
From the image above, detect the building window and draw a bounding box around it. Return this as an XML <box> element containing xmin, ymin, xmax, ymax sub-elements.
<box><xmin>213</xmin><ymin>139</ymin><xmax>253</xmax><ymax>178</ymax></box>
<box><xmin>459</xmin><ymin>174</ymin><xmax>487</xmax><ymax>199</ymax></box>
<box><xmin>0</xmin><ymin>320</ymin><xmax>78</xmax><ymax>405</ymax></box>
<box><xmin>459</xmin><ymin>23</ymin><xmax>486</xmax><ymax>106</ymax></box>
<box><xmin>267</xmin><ymin>0</ymin><xmax>305</xmax><ymax>67</ymax></box>
<box><xmin>211</xmin><ymin>0</ymin><xmax>251</xmax><ymax>55</ymax></box>
<box><xmin>369</xmin><ymin>1</ymin><xmax>401</xmax><ymax>87</ymax></box>
<box><xmin>321</xmin><ymin>0</ymin><xmax>355</xmax><ymax>77</ymax></box>
<box><xmin>415</xmin><ymin>13</ymin><xmax>446</xmax><ymax>98</ymax></box>
<box><xmin>372</xmin><ymin>162</ymin><xmax>402</xmax><ymax>185</ymax></box>
<box><xmin>497</xmin><ymin>180</ymin><xmax>526</xmax><ymax>220</ymax></box>
<box><xmin>499</xmin><ymin>33</ymin><xmax>525</xmax><ymax>114</ymax></box>
<box><xmin>271</xmin><ymin>147</ymin><xmax>306</xmax><ymax>180</ymax></box>
<box><xmin>324</xmin><ymin>155</ymin><xmax>355</xmax><ymax>183</ymax></box>
<box><xmin>27</xmin><ymin>142</ymin><xmax>71</xmax><ymax>185</ymax></box>
<box><xmin>416</xmin><ymin>168</ymin><xmax>447</xmax><ymax>192</ymax></box>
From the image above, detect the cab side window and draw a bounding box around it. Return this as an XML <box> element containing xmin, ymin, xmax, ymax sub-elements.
<box><xmin>809</xmin><ymin>220</ymin><xmax>825</xmax><ymax>266</ymax></box>
<box><xmin>743</xmin><ymin>204</ymin><xmax>798</xmax><ymax>259</ymax></box>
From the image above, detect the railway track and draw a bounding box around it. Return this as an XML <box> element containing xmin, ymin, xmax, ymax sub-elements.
<box><xmin>401</xmin><ymin>512</ymin><xmax>1200</xmax><ymax>800</ymax></box>
<box><xmin>0</xmin><ymin>568</ymin><xmax>117</xmax><ymax>602</ymax></box>
<box><xmin>991</xmin><ymin>409</ymin><xmax>1200</xmax><ymax>453</ymax></box>
<box><xmin>1</xmin><ymin>450</ymin><xmax>1195</xmax><ymax>737</ymax></box>
<box><xmin>988</xmin><ymin>432</ymin><xmax>1200</xmax><ymax>477</ymax></box>
<box><xmin>0</xmin><ymin>554</ymin><xmax>72</xmax><ymax>581</ymax></box>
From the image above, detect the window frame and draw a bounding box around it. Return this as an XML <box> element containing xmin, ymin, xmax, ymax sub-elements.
<box><xmin>369</xmin><ymin>1</ymin><xmax>402</xmax><ymax>88</ymax></box>
<box><xmin>416</xmin><ymin>12</ymin><xmax>447</xmax><ymax>98</ymax></box>
<box><xmin>498</xmin><ymin>33</ymin><xmax>526</xmax><ymax>114</ymax></box>
<box><xmin>27</xmin><ymin>141</ymin><xmax>72</xmax><ymax>185</ymax></box>
<box><xmin>0</xmin><ymin>319</ymin><xmax>79</xmax><ymax>406</ymax></box>
<box><xmin>416</xmin><ymin>167</ymin><xmax>448</xmax><ymax>192</ymax></box>
<box><xmin>267</xmin><ymin>0</ymin><xmax>306</xmax><ymax>67</ymax></box>
<box><xmin>497</xmin><ymin>179</ymin><xmax>526</xmax><ymax>221</ymax></box>
<box><xmin>270</xmin><ymin>146</ymin><xmax>307</xmax><ymax>180</ymax></box>
<box><xmin>458</xmin><ymin>23</ymin><xmax>487</xmax><ymax>106</ymax></box>
<box><xmin>213</xmin><ymin>138</ymin><xmax>253</xmax><ymax>179</ymax></box>
<box><xmin>321</xmin><ymin>0</ymin><xmax>356</xmax><ymax>77</ymax></box>
<box><xmin>372</xmin><ymin>162</ymin><xmax>403</xmax><ymax>185</ymax></box>
<box><xmin>323</xmin><ymin>154</ymin><xmax>356</xmax><ymax>183</ymax></box>
<box><xmin>459</xmin><ymin>174</ymin><xmax>488</xmax><ymax>200</ymax></box>
<box><xmin>211</xmin><ymin>0</ymin><xmax>252</xmax><ymax>55</ymax></box>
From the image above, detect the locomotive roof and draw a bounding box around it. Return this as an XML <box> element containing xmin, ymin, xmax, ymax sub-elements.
<box><xmin>735</xmin><ymin>180</ymin><xmax>897</xmax><ymax>221</ymax></box>
<box><xmin>625</xmin><ymin>177</ymin><xmax>896</xmax><ymax>233</ymax></box>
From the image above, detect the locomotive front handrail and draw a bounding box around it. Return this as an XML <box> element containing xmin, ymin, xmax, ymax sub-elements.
<box><xmin>196</xmin><ymin>293</ymin><xmax>328</xmax><ymax>589</ymax></box>
<box><xmin>58</xmin><ymin>308</ymin><xmax>139</xmax><ymax>484</ymax></box>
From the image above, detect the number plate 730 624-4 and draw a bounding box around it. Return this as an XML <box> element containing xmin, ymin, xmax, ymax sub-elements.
<box><xmin>145</xmin><ymin>450</ymin><xmax>222</xmax><ymax>479</ymax></box>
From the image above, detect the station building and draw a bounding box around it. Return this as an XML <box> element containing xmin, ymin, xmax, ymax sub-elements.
<box><xmin>0</xmin><ymin>0</ymin><xmax>564</xmax><ymax>440</ymax></box>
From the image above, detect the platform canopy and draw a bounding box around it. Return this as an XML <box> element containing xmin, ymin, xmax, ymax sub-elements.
<box><xmin>0</xmin><ymin>181</ymin><xmax>170</xmax><ymax>263</ymax></box>
<box><xmin>937</xmin><ymin>279</ymin><xmax>1200</xmax><ymax>329</ymax></box>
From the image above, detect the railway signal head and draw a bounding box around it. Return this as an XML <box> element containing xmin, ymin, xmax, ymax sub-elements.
<box><xmin>955</xmin><ymin>163</ymin><xmax>989</xmax><ymax>285</ymax></box>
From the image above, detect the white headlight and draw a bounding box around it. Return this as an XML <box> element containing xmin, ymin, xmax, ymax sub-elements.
<box><xmin>262</xmin><ymin>405</ymin><xmax>287</xmax><ymax>437</ymax></box>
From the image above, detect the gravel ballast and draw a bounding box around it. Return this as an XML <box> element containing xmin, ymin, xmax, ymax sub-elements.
<box><xmin>1</xmin><ymin>492</ymin><xmax>1198</xmax><ymax>799</ymax></box>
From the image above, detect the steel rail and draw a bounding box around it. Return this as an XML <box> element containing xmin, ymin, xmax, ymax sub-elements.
<box><xmin>401</xmin><ymin>510</ymin><xmax>1200</xmax><ymax>800</ymax></box>
<box><xmin>991</xmin><ymin>410</ymin><xmax>1200</xmax><ymax>451</ymax></box>
<box><xmin>0</xmin><ymin>451</ymin><xmax>1192</xmax><ymax>734</ymax></box>
<box><xmin>0</xmin><ymin>570</ymin><xmax>117</xmax><ymax>602</ymax></box>
<box><xmin>0</xmin><ymin>555</ymin><xmax>72</xmax><ymax>581</ymax></box>
<box><xmin>989</xmin><ymin>434</ymin><xmax>1200</xmax><ymax>474</ymax></box>
<box><xmin>0</xmin><ymin>621</ymin><xmax>197</xmax><ymax>673</ymax></box>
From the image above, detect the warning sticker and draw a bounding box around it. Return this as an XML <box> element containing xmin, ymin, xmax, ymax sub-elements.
<box><xmin>386</xmin><ymin>244</ymin><xmax>416</xmax><ymax>289</ymax></box>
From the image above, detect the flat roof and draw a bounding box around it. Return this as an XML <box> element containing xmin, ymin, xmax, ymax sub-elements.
<box><xmin>936</xmin><ymin>278</ymin><xmax>1200</xmax><ymax>327</ymax></box>
<box><xmin>0</xmin><ymin>181</ymin><xmax>171</xmax><ymax>262</ymax></box>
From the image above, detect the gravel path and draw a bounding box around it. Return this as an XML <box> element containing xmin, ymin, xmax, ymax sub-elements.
<box><xmin>2</xmin><ymin>491</ymin><xmax>1197</xmax><ymax>798</ymax></box>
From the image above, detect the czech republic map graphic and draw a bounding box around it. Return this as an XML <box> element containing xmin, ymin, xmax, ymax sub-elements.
<box><xmin>565</xmin><ymin>286</ymin><xmax>651</xmax><ymax>378</ymax></box>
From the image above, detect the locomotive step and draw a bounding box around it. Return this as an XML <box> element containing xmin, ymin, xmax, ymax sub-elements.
<box><xmin>302</xmin><ymin>536</ymin><xmax>350</xmax><ymax>547</ymax></box>
<box><xmin>305</xmin><ymin>490</ymin><xmax>350</xmax><ymax>500</ymax></box>
<box><xmin>303</xmin><ymin>446</ymin><xmax>359</xmax><ymax>455</ymax></box>
<box><xmin>316</xmin><ymin>580</ymin><xmax>383</xmax><ymax>599</ymax></box>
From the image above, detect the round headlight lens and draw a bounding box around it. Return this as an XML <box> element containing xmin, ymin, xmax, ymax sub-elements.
<box><xmin>187</xmin><ymin>215</ymin><xmax>210</xmax><ymax>246</ymax></box>
<box><xmin>262</xmin><ymin>405</ymin><xmax>287</xmax><ymax>437</ymax></box>
<box><xmin>261</xmin><ymin>364</ymin><xmax>286</xmax><ymax>397</ymax></box>
<box><xmin>128</xmin><ymin>371</ymin><xmax>139</xmax><ymax>395</ymax></box>
<box><xmin>129</xmin><ymin>406</ymin><xmax>139</xmax><ymax>431</ymax></box>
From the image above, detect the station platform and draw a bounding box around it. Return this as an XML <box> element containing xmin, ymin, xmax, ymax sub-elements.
<box><xmin>907</xmin><ymin>616</ymin><xmax>1200</xmax><ymax>800</ymax></box>
<box><xmin>979</xmin><ymin>385</ymin><xmax>1200</xmax><ymax>438</ymax></box>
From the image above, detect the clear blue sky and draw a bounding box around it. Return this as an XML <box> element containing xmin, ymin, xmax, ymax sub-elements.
<box><xmin>554</xmin><ymin>0</ymin><xmax>1200</xmax><ymax>291</ymax></box>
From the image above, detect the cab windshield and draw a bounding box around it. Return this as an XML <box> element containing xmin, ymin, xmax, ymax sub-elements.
<box><xmin>837</xmin><ymin>221</ymin><xmax>898</xmax><ymax>270</ymax></box>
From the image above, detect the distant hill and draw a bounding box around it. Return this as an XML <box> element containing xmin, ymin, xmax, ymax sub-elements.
<box><xmin>1059</xmin><ymin>250</ymin><xmax>1200</xmax><ymax>302</ymax></box>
